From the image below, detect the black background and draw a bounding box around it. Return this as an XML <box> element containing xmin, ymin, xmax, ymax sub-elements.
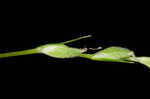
<box><xmin>0</xmin><ymin>3</ymin><xmax>150</xmax><ymax>98</ymax></box>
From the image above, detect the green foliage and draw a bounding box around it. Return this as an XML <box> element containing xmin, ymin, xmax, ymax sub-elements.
<box><xmin>38</xmin><ymin>44</ymin><xmax>82</xmax><ymax>58</ymax></box>
<box><xmin>136</xmin><ymin>57</ymin><xmax>150</xmax><ymax>68</ymax></box>
<box><xmin>90</xmin><ymin>47</ymin><xmax>133</xmax><ymax>63</ymax></box>
<box><xmin>0</xmin><ymin>35</ymin><xmax>150</xmax><ymax>68</ymax></box>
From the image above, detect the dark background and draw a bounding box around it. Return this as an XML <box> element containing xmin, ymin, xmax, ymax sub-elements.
<box><xmin>0</xmin><ymin>3</ymin><xmax>149</xmax><ymax>98</ymax></box>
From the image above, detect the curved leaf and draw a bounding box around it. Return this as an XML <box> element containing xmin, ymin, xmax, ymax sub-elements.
<box><xmin>39</xmin><ymin>44</ymin><xmax>82</xmax><ymax>58</ymax></box>
<box><xmin>136</xmin><ymin>57</ymin><xmax>150</xmax><ymax>68</ymax></box>
<box><xmin>91</xmin><ymin>47</ymin><xmax>134</xmax><ymax>63</ymax></box>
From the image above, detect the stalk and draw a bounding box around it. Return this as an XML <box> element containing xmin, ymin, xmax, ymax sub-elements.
<box><xmin>80</xmin><ymin>54</ymin><xmax>93</xmax><ymax>59</ymax></box>
<box><xmin>0</xmin><ymin>48</ymin><xmax>38</xmax><ymax>58</ymax></box>
<box><xmin>61</xmin><ymin>35</ymin><xmax>92</xmax><ymax>44</ymax></box>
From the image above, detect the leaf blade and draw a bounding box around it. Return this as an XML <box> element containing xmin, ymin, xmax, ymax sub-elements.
<box><xmin>136</xmin><ymin>57</ymin><xmax>150</xmax><ymax>68</ymax></box>
<box><xmin>39</xmin><ymin>44</ymin><xmax>82</xmax><ymax>58</ymax></box>
<box><xmin>91</xmin><ymin>47</ymin><xmax>133</xmax><ymax>62</ymax></box>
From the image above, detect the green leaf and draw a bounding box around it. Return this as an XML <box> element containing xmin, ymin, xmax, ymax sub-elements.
<box><xmin>136</xmin><ymin>57</ymin><xmax>150</xmax><ymax>68</ymax></box>
<box><xmin>38</xmin><ymin>44</ymin><xmax>82</xmax><ymax>58</ymax></box>
<box><xmin>91</xmin><ymin>47</ymin><xmax>134</xmax><ymax>63</ymax></box>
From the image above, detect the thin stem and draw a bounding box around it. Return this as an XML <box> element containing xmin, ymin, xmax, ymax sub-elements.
<box><xmin>80</xmin><ymin>54</ymin><xmax>93</xmax><ymax>59</ymax></box>
<box><xmin>0</xmin><ymin>48</ymin><xmax>38</xmax><ymax>58</ymax></box>
<box><xmin>61</xmin><ymin>35</ymin><xmax>92</xmax><ymax>44</ymax></box>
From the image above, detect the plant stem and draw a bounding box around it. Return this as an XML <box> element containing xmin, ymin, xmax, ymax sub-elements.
<box><xmin>61</xmin><ymin>35</ymin><xmax>92</xmax><ymax>44</ymax></box>
<box><xmin>0</xmin><ymin>48</ymin><xmax>38</xmax><ymax>58</ymax></box>
<box><xmin>80</xmin><ymin>54</ymin><xmax>93</xmax><ymax>59</ymax></box>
